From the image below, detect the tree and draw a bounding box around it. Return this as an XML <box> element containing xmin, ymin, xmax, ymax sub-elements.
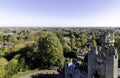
<box><xmin>5</xmin><ymin>62</ymin><xmax>16</xmax><ymax>78</ymax></box>
<box><xmin>79</xmin><ymin>34</ymin><xmax>87</xmax><ymax>47</ymax></box>
<box><xmin>15</xmin><ymin>58</ymin><xmax>26</xmax><ymax>72</ymax></box>
<box><xmin>11</xmin><ymin>35</ymin><xmax>18</xmax><ymax>43</ymax></box>
<box><xmin>0</xmin><ymin>35</ymin><xmax>3</xmax><ymax>42</ymax></box>
<box><xmin>28</xmin><ymin>33</ymin><xmax>35</xmax><ymax>41</ymax></box>
<box><xmin>38</xmin><ymin>31</ymin><xmax>64</xmax><ymax>68</ymax></box>
<box><xmin>63</xmin><ymin>43</ymin><xmax>72</xmax><ymax>53</ymax></box>
<box><xmin>3</xmin><ymin>48</ymin><xmax>11</xmax><ymax>53</ymax></box>
<box><xmin>56</xmin><ymin>31</ymin><xmax>65</xmax><ymax>45</ymax></box>
<box><xmin>70</xmin><ymin>38</ymin><xmax>76</xmax><ymax>49</ymax></box>
<box><xmin>0</xmin><ymin>57</ymin><xmax>8</xmax><ymax>78</ymax></box>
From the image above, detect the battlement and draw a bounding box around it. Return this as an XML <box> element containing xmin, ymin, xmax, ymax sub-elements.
<box><xmin>65</xmin><ymin>32</ymin><xmax>118</xmax><ymax>78</ymax></box>
<box><xmin>65</xmin><ymin>61</ymin><xmax>87</xmax><ymax>78</ymax></box>
<box><xmin>88</xmin><ymin>31</ymin><xmax>118</xmax><ymax>78</ymax></box>
<box><xmin>101</xmin><ymin>32</ymin><xmax>115</xmax><ymax>47</ymax></box>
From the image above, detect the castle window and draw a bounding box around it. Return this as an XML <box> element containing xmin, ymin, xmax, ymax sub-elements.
<box><xmin>115</xmin><ymin>55</ymin><xmax>117</xmax><ymax>59</ymax></box>
<box><xmin>98</xmin><ymin>62</ymin><xmax>101</xmax><ymax>65</ymax></box>
<box><xmin>97</xmin><ymin>59</ymin><xmax>103</xmax><ymax>65</ymax></box>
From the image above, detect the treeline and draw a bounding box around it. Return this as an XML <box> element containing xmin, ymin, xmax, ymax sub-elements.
<box><xmin>0</xmin><ymin>28</ymin><xmax>120</xmax><ymax>78</ymax></box>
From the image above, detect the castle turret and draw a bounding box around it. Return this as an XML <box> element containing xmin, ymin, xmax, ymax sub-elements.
<box><xmin>88</xmin><ymin>31</ymin><xmax>118</xmax><ymax>78</ymax></box>
<box><xmin>101</xmin><ymin>32</ymin><xmax>115</xmax><ymax>48</ymax></box>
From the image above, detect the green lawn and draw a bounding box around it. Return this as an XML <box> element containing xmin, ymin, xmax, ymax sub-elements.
<box><xmin>13</xmin><ymin>70</ymin><xmax>39</xmax><ymax>78</ymax></box>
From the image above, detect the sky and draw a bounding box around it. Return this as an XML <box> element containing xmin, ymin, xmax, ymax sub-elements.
<box><xmin>0</xmin><ymin>0</ymin><xmax>120</xmax><ymax>27</ymax></box>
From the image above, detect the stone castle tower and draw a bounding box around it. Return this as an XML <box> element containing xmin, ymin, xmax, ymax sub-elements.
<box><xmin>88</xmin><ymin>32</ymin><xmax>118</xmax><ymax>78</ymax></box>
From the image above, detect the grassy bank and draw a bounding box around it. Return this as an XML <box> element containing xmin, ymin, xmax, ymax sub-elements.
<box><xmin>13</xmin><ymin>70</ymin><xmax>39</xmax><ymax>78</ymax></box>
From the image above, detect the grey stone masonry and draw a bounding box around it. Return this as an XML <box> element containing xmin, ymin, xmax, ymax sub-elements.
<box><xmin>88</xmin><ymin>32</ymin><xmax>118</xmax><ymax>78</ymax></box>
<box><xmin>65</xmin><ymin>32</ymin><xmax>118</xmax><ymax>78</ymax></box>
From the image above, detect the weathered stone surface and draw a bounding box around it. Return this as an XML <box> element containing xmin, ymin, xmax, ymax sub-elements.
<box><xmin>65</xmin><ymin>32</ymin><xmax>118</xmax><ymax>78</ymax></box>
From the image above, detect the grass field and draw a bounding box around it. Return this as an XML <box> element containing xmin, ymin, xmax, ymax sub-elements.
<box><xmin>13</xmin><ymin>70</ymin><xmax>39</xmax><ymax>78</ymax></box>
<box><xmin>13</xmin><ymin>69</ymin><xmax>59</xmax><ymax>78</ymax></box>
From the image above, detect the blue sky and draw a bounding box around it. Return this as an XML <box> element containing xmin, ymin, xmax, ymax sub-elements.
<box><xmin>0</xmin><ymin>0</ymin><xmax>120</xmax><ymax>27</ymax></box>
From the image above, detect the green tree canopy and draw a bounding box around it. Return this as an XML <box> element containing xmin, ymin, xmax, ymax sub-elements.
<box><xmin>38</xmin><ymin>31</ymin><xmax>64</xmax><ymax>68</ymax></box>
<box><xmin>63</xmin><ymin>43</ymin><xmax>72</xmax><ymax>53</ymax></box>
<box><xmin>92</xmin><ymin>39</ymin><xmax>97</xmax><ymax>47</ymax></box>
<box><xmin>0</xmin><ymin>35</ymin><xmax>3</xmax><ymax>42</ymax></box>
<box><xmin>0</xmin><ymin>57</ymin><xmax>8</xmax><ymax>78</ymax></box>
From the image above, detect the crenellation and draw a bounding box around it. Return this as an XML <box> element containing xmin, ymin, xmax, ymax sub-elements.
<box><xmin>65</xmin><ymin>32</ymin><xmax>118</xmax><ymax>78</ymax></box>
<box><xmin>88</xmin><ymin>32</ymin><xmax>118</xmax><ymax>78</ymax></box>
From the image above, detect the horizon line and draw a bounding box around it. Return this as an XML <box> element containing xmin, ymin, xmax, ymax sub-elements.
<box><xmin>0</xmin><ymin>26</ymin><xmax>120</xmax><ymax>28</ymax></box>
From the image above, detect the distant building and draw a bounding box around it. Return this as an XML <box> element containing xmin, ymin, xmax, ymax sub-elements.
<box><xmin>4</xmin><ymin>42</ymin><xmax>14</xmax><ymax>48</ymax></box>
